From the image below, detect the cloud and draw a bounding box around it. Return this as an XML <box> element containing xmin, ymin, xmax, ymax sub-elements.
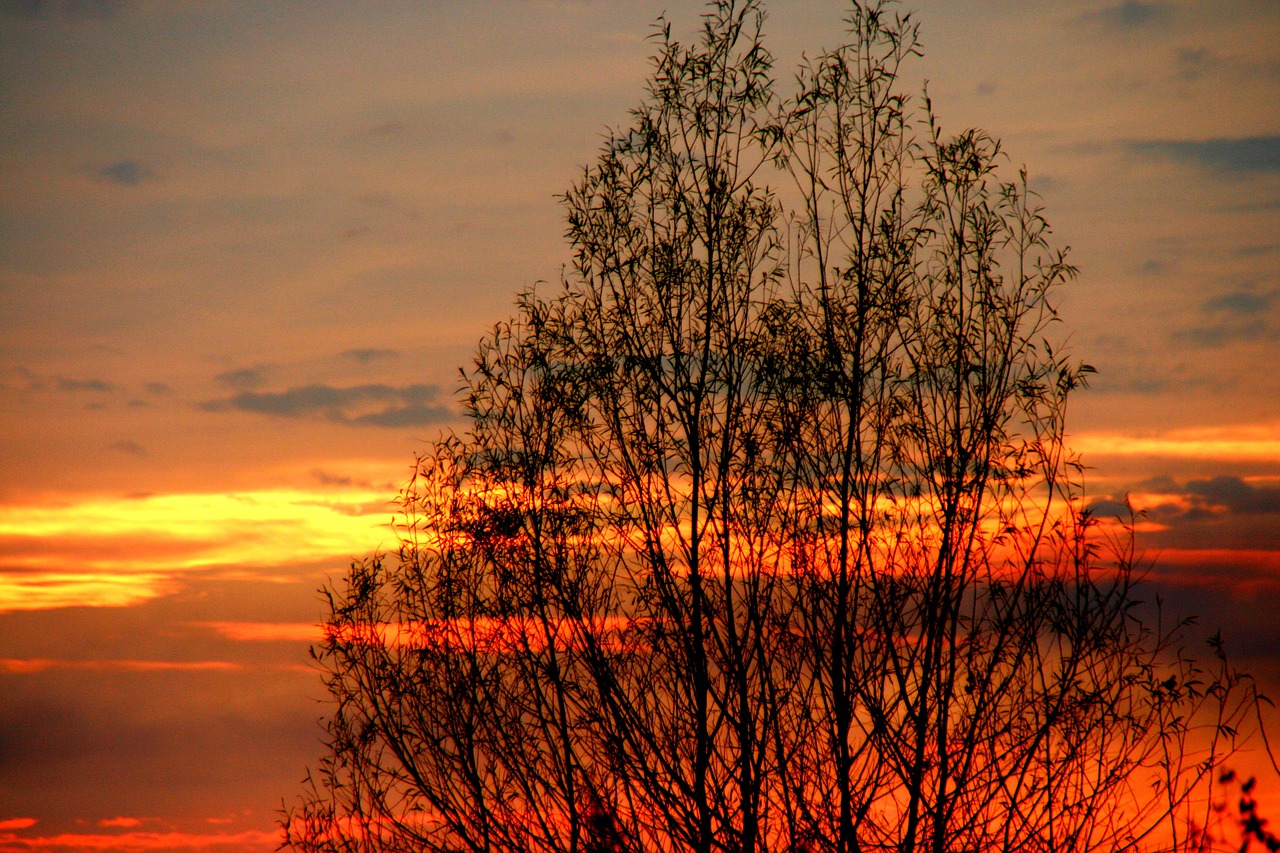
<box><xmin>310</xmin><ymin>468</ymin><xmax>353</xmax><ymax>487</ymax></box>
<box><xmin>1</xmin><ymin>0</ymin><xmax>128</xmax><ymax>19</ymax></box>
<box><xmin>1091</xmin><ymin>0</ymin><xmax>1170</xmax><ymax>30</ymax></box>
<box><xmin>1177</xmin><ymin>289</ymin><xmax>1279</xmax><ymax>345</ymax></box>
<box><xmin>0</xmin><ymin>819</ymin><xmax>37</xmax><ymax>831</ymax></box>
<box><xmin>107</xmin><ymin>439</ymin><xmax>146</xmax><ymax>457</ymax></box>
<box><xmin>1129</xmin><ymin>135</ymin><xmax>1280</xmax><ymax>174</ymax></box>
<box><xmin>1103</xmin><ymin>475</ymin><xmax>1280</xmax><ymax>552</ymax></box>
<box><xmin>1183</xmin><ymin>475</ymin><xmax>1280</xmax><ymax>515</ymax></box>
<box><xmin>96</xmin><ymin>158</ymin><xmax>151</xmax><ymax>186</ymax></box>
<box><xmin>339</xmin><ymin>347</ymin><xmax>399</xmax><ymax>365</ymax></box>
<box><xmin>201</xmin><ymin>383</ymin><xmax>452</xmax><ymax>427</ymax></box>
<box><xmin>55</xmin><ymin>377</ymin><xmax>112</xmax><ymax>393</ymax></box>
<box><xmin>214</xmin><ymin>367</ymin><xmax>267</xmax><ymax>390</ymax></box>
<box><xmin>1203</xmin><ymin>290</ymin><xmax>1274</xmax><ymax>316</ymax></box>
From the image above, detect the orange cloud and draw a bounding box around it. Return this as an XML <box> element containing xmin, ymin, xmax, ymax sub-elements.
<box><xmin>96</xmin><ymin>818</ymin><xmax>142</xmax><ymax>829</ymax></box>
<box><xmin>0</xmin><ymin>822</ymin><xmax>36</xmax><ymax>832</ymax></box>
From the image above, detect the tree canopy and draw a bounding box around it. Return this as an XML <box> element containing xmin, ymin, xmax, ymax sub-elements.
<box><xmin>284</xmin><ymin>3</ymin><xmax>1258</xmax><ymax>851</ymax></box>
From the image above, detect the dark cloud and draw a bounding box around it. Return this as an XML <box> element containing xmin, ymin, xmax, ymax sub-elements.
<box><xmin>56</xmin><ymin>377</ymin><xmax>112</xmax><ymax>393</ymax></box>
<box><xmin>145</xmin><ymin>381</ymin><xmax>171</xmax><ymax>395</ymax></box>
<box><xmin>201</xmin><ymin>383</ymin><xmax>452</xmax><ymax>428</ymax></box>
<box><xmin>340</xmin><ymin>347</ymin><xmax>399</xmax><ymax>365</ymax></box>
<box><xmin>1085</xmin><ymin>498</ymin><xmax>1132</xmax><ymax>519</ymax></box>
<box><xmin>1178</xmin><ymin>317</ymin><xmax>1278</xmax><ymax>347</ymax></box>
<box><xmin>1092</xmin><ymin>0</ymin><xmax>1170</xmax><ymax>29</ymax></box>
<box><xmin>107</xmin><ymin>440</ymin><xmax>146</xmax><ymax>457</ymax></box>
<box><xmin>1203</xmin><ymin>290</ymin><xmax>1274</xmax><ymax>316</ymax></box>
<box><xmin>1175</xmin><ymin>289</ymin><xmax>1279</xmax><ymax>346</ymax></box>
<box><xmin>97</xmin><ymin>159</ymin><xmax>150</xmax><ymax>186</ymax></box>
<box><xmin>1</xmin><ymin>0</ymin><xmax>127</xmax><ymax>19</ymax></box>
<box><xmin>1175</xmin><ymin>47</ymin><xmax>1218</xmax><ymax>81</ymax></box>
<box><xmin>1130</xmin><ymin>135</ymin><xmax>1280</xmax><ymax>174</ymax></box>
<box><xmin>215</xmin><ymin>367</ymin><xmax>267</xmax><ymax>390</ymax></box>
<box><xmin>369</xmin><ymin>121</ymin><xmax>405</xmax><ymax>137</ymax></box>
<box><xmin>1107</xmin><ymin>475</ymin><xmax>1280</xmax><ymax>552</ymax></box>
<box><xmin>350</xmin><ymin>404</ymin><xmax>449</xmax><ymax>428</ymax></box>
<box><xmin>310</xmin><ymin>468</ymin><xmax>354</xmax><ymax>487</ymax></box>
<box><xmin>1184</xmin><ymin>475</ymin><xmax>1280</xmax><ymax>515</ymax></box>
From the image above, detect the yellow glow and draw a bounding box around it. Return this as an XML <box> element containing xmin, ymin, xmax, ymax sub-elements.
<box><xmin>0</xmin><ymin>571</ymin><xmax>178</xmax><ymax>612</ymax></box>
<box><xmin>0</xmin><ymin>485</ymin><xmax>396</xmax><ymax>612</ymax></box>
<box><xmin>1075</xmin><ymin>422</ymin><xmax>1280</xmax><ymax>461</ymax></box>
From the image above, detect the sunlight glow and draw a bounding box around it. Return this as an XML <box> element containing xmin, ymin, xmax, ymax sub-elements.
<box><xmin>1075</xmin><ymin>422</ymin><xmax>1280</xmax><ymax>461</ymax></box>
<box><xmin>0</xmin><ymin>487</ymin><xmax>395</xmax><ymax>613</ymax></box>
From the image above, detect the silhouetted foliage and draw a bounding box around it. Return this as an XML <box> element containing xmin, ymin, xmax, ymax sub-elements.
<box><xmin>283</xmin><ymin>2</ymin><xmax>1264</xmax><ymax>851</ymax></box>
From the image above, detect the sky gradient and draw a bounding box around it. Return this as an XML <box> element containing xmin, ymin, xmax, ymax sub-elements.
<box><xmin>2</xmin><ymin>1</ymin><xmax>1279</xmax><ymax>850</ymax></box>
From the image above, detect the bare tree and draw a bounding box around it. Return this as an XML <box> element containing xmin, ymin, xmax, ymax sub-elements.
<box><xmin>283</xmin><ymin>3</ymin><xmax>1261</xmax><ymax>851</ymax></box>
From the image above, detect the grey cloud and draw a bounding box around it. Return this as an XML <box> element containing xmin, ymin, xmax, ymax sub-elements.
<box><xmin>351</xmin><ymin>404</ymin><xmax>450</xmax><ymax>428</ymax></box>
<box><xmin>145</xmin><ymin>381</ymin><xmax>171</xmax><ymax>395</ymax></box>
<box><xmin>1202</xmin><ymin>290</ymin><xmax>1274</xmax><ymax>316</ymax></box>
<box><xmin>1175</xmin><ymin>47</ymin><xmax>1218</xmax><ymax>81</ymax></box>
<box><xmin>56</xmin><ymin>377</ymin><xmax>112</xmax><ymax>392</ymax></box>
<box><xmin>215</xmin><ymin>367</ymin><xmax>267</xmax><ymax>390</ymax></box>
<box><xmin>310</xmin><ymin>468</ymin><xmax>354</xmax><ymax>487</ymax></box>
<box><xmin>97</xmin><ymin>159</ymin><xmax>150</xmax><ymax>185</ymax></box>
<box><xmin>369</xmin><ymin>121</ymin><xmax>405</xmax><ymax>137</ymax></box>
<box><xmin>1128</xmin><ymin>475</ymin><xmax>1280</xmax><ymax>521</ymax></box>
<box><xmin>1093</xmin><ymin>0</ymin><xmax>1170</xmax><ymax>29</ymax></box>
<box><xmin>107</xmin><ymin>440</ymin><xmax>146</xmax><ymax>457</ymax></box>
<box><xmin>2</xmin><ymin>0</ymin><xmax>127</xmax><ymax>19</ymax></box>
<box><xmin>1178</xmin><ymin>317</ymin><xmax>1278</xmax><ymax>347</ymax></box>
<box><xmin>1185</xmin><ymin>475</ymin><xmax>1280</xmax><ymax>515</ymax></box>
<box><xmin>340</xmin><ymin>347</ymin><xmax>399</xmax><ymax>365</ymax></box>
<box><xmin>202</xmin><ymin>383</ymin><xmax>453</xmax><ymax>428</ymax></box>
<box><xmin>1085</xmin><ymin>498</ymin><xmax>1132</xmax><ymax>519</ymax></box>
<box><xmin>1130</xmin><ymin>136</ymin><xmax>1280</xmax><ymax>174</ymax></box>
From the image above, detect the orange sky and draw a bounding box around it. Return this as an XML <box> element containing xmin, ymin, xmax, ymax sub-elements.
<box><xmin>1</xmin><ymin>1</ymin><xmax>1278</xmax><ymax>850</ymax></box>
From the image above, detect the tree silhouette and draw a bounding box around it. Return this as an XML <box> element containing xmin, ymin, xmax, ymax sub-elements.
<box><xmin>283</xmin><ymin>2</ymin><xmax>1261</xmax><ymax>851</ymax></box>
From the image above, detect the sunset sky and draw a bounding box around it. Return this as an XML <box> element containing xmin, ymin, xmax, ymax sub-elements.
<box><xmin>2</xmin><ymin>0</ymin><xmax>1278</xmax><ymax>850</ymax></box>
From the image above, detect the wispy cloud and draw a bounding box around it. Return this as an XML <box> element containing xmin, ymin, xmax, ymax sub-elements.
<box><xmin>340</xmin><ymin>347</ymin><xmax>399</xmax><ymax>365</ymax></box>
<box><xmin>1</xmin><ymin>0</ymin><xmax>129</xmax><ymax>20</ymax></box>
<box><xmin>214</xmin><ymin>367</ymin><xmax>268</xmax><ymax>390</ymax></box>
<box><xmin>56</xmin><ymin>377</ymin><xmax>113</xmax><ymax>393</ymax></box>
<box><xmin>107</xmin><ymin>439</ymin><xmax>146</xmax><ymax>457</ymax></box>
<box><xmin>1089</xmin><ymin>0</ymin><xmax>1171</xmax><ymax>30</ymax></box>
<box><xmin>1178</xmin><ymin>289</ymin><xmax>1278</xmax><ymax>346</ymax></box>
<box><xmin>95</xmin><ymin>158</ymin><xmax>151</xmax><ymax>186</ymax></box>
<box><xmin>201</xmin><ymin>383</ymin><xmax>453</xmax><ymax>427</ymax></box>
<box><xmin>1129</xmin><ymin>135</ymin><xmax>1280</xmax><ymax>174</ymax></box>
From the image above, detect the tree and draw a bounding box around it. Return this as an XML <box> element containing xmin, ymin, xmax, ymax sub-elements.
<box><xmin>283</xmin><ymin>2</ymin><xmax>1260</xmax><ymax>851</ymax></box>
